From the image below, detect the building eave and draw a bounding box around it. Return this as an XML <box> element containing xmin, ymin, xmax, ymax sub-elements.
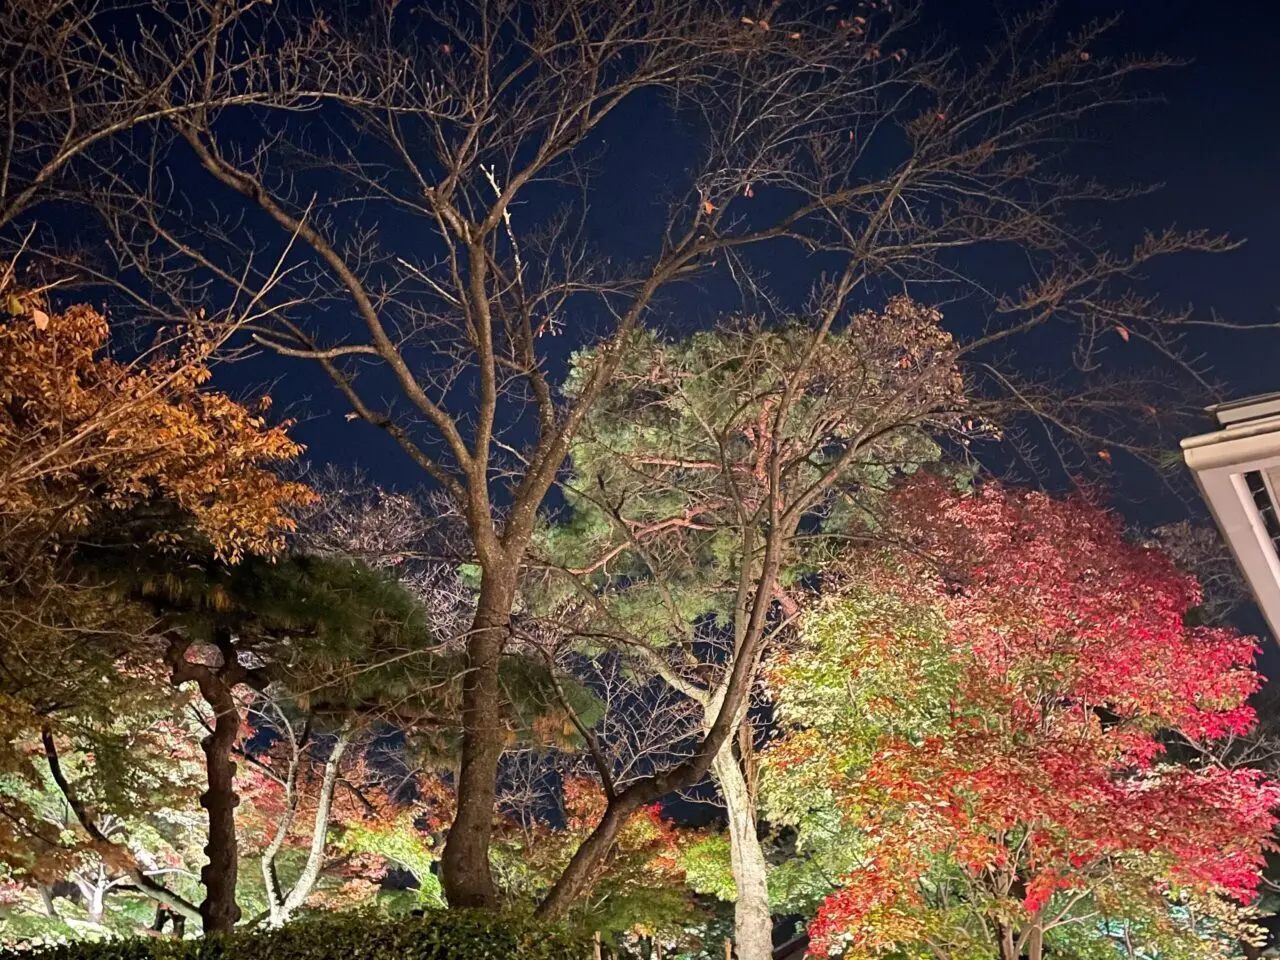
<box><xmin>1182</xmin><ymin>396</ymin><xmax>1280</xmax><ymax>642</ymax></box>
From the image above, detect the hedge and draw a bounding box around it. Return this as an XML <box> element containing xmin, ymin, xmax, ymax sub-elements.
<box><xmin>0</xmin><ymin>910</ymin><xmax>592</xmax><ymax>960</ymax></box>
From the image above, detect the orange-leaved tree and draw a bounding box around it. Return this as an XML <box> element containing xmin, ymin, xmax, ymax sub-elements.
<box><xmin>0</xmin><ymin>282</ymin><xmax>312</xmax><ymax>564</ymax></box>
<box><xmin>0</xmin><ymin>276</ymin><xmax>314</xmax><ymax>934</ymax></box>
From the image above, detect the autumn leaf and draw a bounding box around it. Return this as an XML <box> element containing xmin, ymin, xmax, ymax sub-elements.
<box><xmin>701</xmin><ymin>199</ymin><xmax>716</xmax><ymax>215</ymax></box>
<box><xmin>1097</xmin><ymin>448</ymin><xmax>1112</xmax><ymax>463</ymax></box>
<box><xmin>775</xmin><ymin>477</ymin><xmax>1278</xmax><ymax>959</ymax></box>
<box><xmin>0</xmin><ymin>294</ymin><xmax>314</xmax><ymax>562</ymax></box>
<box><xmin>1115</xmin><ymin>324</ymin><xmax>1131</xmax><ymax>342</ymax></box>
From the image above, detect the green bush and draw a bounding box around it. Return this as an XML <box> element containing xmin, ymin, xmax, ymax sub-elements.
<box><xmin>0</xmin><ymin>910</ymin><xmax>591</xmax><ymax>960</ymax></box>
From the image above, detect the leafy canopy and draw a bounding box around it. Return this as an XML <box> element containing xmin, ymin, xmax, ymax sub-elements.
<box><xmin>766</xmin><ymin>478</ymin><xmax>1280</xmax><ymax>960</ymax></box>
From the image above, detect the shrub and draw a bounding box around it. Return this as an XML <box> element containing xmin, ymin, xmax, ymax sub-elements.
<box><xmin>0</xmin><ymin>910</ymin><xmax>591</xmax><ymax>960</ymax></box>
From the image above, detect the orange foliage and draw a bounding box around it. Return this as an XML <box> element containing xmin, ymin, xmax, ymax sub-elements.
<box><xmin>0</xmin><ymin>288</ymin><xmax>314</xmax><ymax>562</ymax></box>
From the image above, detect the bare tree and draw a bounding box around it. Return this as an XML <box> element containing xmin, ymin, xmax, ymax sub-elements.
<box><xmin>1149</xmin><ymin>520</ymin><xmax>1253</xmax><ymax>627</ymax></box>
<box><xmin>290</xmin><ymin>466</ymin><xmax>476</xmax><ymax>649</ymax></box>
<box><xmin>7</xmin><ymin>0</ymin><xmax>1262</xmax><ymax>914</ymax></box>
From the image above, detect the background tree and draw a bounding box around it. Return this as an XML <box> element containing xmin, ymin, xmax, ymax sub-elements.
<box><xmin>2</xmin><ymin>0</ymin><xmax>1245</xmax><ymax>910</ymax></box>
<box><xmin>531</xmin><ymin>295</ymin><xmax>977</xmax><ymax>956</ymax></box>
<box><xmin>765</xmin><ymin>477</ymin><xmax>1280</xmax><ymax>960</ymax></box>
<box><xmin>0</xmin><ymin>700</ymin><xmax>209</xmax><ymax>944</ymax></box>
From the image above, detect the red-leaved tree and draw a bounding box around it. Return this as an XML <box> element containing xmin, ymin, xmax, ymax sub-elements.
<box><xmin>766</xmin><ymin>478</ymin><xmax>1280</xmax><ymax>960</ymax></box>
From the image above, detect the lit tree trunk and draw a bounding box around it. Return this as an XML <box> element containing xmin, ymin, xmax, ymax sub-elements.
<box><xmin>166</xmin><ymin>627</ymin><xmax>250</xmax><ymax>934</ymax></box>
<box><xmin>37</xmin><ymin>884</ymin><xmax>57</xmax><ymax>918</ymax></box>
<box><xmin>72</xmin><ymin>867</ymin><xmax>107</xmax><ymax>925</ymax></box>
<box><xmin>710</xmin><ymin>739</ymin><xmax>773</xmax><ymax>960</ymax></box>
<box><xmin>1025</xmin><ymin>922</ymin><xmax>1044</xmax><ymax>960</ymax></box>
<box><xmin>441</xmin><ymin>571</ymin><xmax>514</xmax><ymax>908</ymax></box>
<box><xmin>197</xmin><ymin>660</ymin><xmax>243</xmax><ymax>933</ymax></box>
<box><xmin>997</xmin><ymin>922</ymin><xmax>1018</xmax><ymax>960</ymax></box>
<box><xmin>263</xmin><ymin>726</ymin><xmax>353</xmax><ymax>925</ymax></box>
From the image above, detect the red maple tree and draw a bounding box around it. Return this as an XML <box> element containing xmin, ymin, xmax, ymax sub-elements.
<box><xmin>768</xmin><ymin>478</ymin><xmax>1280</xmax><ymax>960</ymax></box>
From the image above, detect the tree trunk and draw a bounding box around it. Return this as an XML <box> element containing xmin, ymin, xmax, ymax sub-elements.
<box><xmin>441</xmin><ymin>573</ymin><xmax>514</xmax><ymax>907</ymax></box>
<box><xmin>37</xmin><ymin>883</ymin><xmax>57</xmax><ymax>918</ymax></box>
<box><xmin>267</xmin><ymin>727</ymin><xmax>352</xmax><ymax>925</ymax></box>
<box><xmin>196</xmin><ymin>635</ymin><xmax>244</xmax><ymax>934</ymax></box>
<box><xmin>1024</xmin><ymin>923</ymin><xmax>1043</xmax><ymax>960</ymax></box>
<box><xmin>711</xmin><ymin>742</ymin><xmax>773</xmax><ymax>960</ymax></box>
<box><xmin>996</xmin><ymin>922</ymin><xmax>1017</xmax><ymax>960</ymax></box>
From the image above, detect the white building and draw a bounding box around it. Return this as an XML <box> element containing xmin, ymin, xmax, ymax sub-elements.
<box><xmin>1181</xmin><ymin>393</ymin><xmax>1280</xmax><ymax>639</ymax></box>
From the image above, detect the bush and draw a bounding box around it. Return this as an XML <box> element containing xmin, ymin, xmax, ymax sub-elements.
<box><xmin>0</xmin><ymin>910</ymin><xmax>591</xmax><ymax>960</ymax></box>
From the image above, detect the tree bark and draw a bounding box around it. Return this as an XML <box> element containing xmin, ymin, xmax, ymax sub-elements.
<box><xmin>196</xmin><ymin>653</ymin><xmax>244</xmax><ymax>934</ymax></box>
<box><xmin>440</xmin><ymin>572</ymin><xmax>514</xmax><ymax>907</ymax></box>
<box><xmin>37</xmin><ymin>884</ymin><xmax>58</xmax><ymax>918</ymax></box>
<box><xmin>1024</xmin><ymin>923</ymin><xmax>1043</xmax><ymax>960</ymax></box>
<box><xmin>166</xmin><ymin>628</ymin><xmax>247</xmax><ymax>934</ymax></box>
<box><xmin>265</xmin><ymin>726</ymin><xmax>352</xmax><ymax>925</ymax></box>
<box><xmin>997</xmin><ymin>922</ymin><xmax>1017</xmax><ymax>960</ymax></box>
<box><xmin>711</xmin><ymin>739</ymin><xmax>773</xmax><ymax>960</ymax></box>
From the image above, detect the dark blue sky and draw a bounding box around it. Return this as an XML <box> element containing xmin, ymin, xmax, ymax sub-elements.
<box><xmin>255</xmin><ymin>0</ymin><xmax>1278</xmax><ymax>492</ymax></box>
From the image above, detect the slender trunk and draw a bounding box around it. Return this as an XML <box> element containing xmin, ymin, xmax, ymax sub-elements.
<box><xmin>1024</xmin><ymin>923</ymin><xmax>1043</xmax><ymax>960</ymax></box>
<box><xmin>37</xmin><ymin>883</ymin><xmax>57</xmax><ymax>918</ymax></box>
<box><xmin>73</xmin><ymin>869</ymin><xmax>106</xmax><ymax>925</ymax></box>
<box><xmin>441</xmin><ymin>572</ymin><xmax>514</xmax><ymax>907</ymax></box>
<box><xmin>88</xmin><ymin>880</ymin><xmax>105</xmax><ymax>925</ymax></box>
<box><xmin>267</xmin><ymin>728</ymin><xmax>352</xmax><ymax>924</ymax></box>
<box><xmin>196</xmin><ymin>634</ymin><xmax>244</xmax><ymax>934</ymax></box>
<box><xmin>262</xmin><ymin>724</ymin><xmax>303</xmax><ymax>925</ymax></box>
<box><xmin>539</xmin><ymin>537</ymin><xmax>787</xmax><ymax>919</ymax></box>
<box><xmin>711</xmin><ymin>741</ymin><xmax>773</xmax><ymax>960</ymax></box>
<box><xmin>997</xmin><ymin>923</ymin><xmax>1017</xmax><ymax>960</ymax></box>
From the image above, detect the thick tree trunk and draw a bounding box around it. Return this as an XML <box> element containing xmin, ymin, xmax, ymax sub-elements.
<box><xmin>711</xmin><ymin>741</ymin><xmax>773</xmax><ymax>960</ymax></box>
<box><xmin>441</xmin><ymin>573</ymin><xmax>514</xmax><ymax>908</ymax></box>
<box><xmin>197</xmin><ymin>660</ymin><xmax>243</xmax><ymax>934</ymax></box>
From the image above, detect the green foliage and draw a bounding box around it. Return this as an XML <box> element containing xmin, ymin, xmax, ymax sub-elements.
<box><xmin>675</xmin><ymin>833</ymin><xmax>735</xmax><ymax>902</ymax></box>
<box><xmin>0</xmin><ymin>910</ymin><xmax>590</xmax><ymax>960</ymax></box>
<box><xmin>762</xmin><ymin>586</ymin><xmax>960</xmax><ymax>860</ymax></box>
<box><xmin>337</xmin><ymin>814</ymin><xmax>444</xmax><ymax>907</ymax></box>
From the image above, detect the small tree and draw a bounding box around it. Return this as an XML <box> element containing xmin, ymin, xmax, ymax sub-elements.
<box><xmin>765</xmin><ymin>478</ymin><xmax>1280</xmax><ymax>960</ymax></box>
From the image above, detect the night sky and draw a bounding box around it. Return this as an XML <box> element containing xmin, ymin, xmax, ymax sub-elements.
<box><xmin>204</xmin><ymin>0</ymin><xmax>1280</xmax><ymax>635</ymax></box>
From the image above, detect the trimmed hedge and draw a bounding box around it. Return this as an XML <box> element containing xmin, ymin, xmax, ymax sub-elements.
<box><xmin>0</xmin><ymin>911</ymin><xmax>592</xmax><ymax>960</ymax></box>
